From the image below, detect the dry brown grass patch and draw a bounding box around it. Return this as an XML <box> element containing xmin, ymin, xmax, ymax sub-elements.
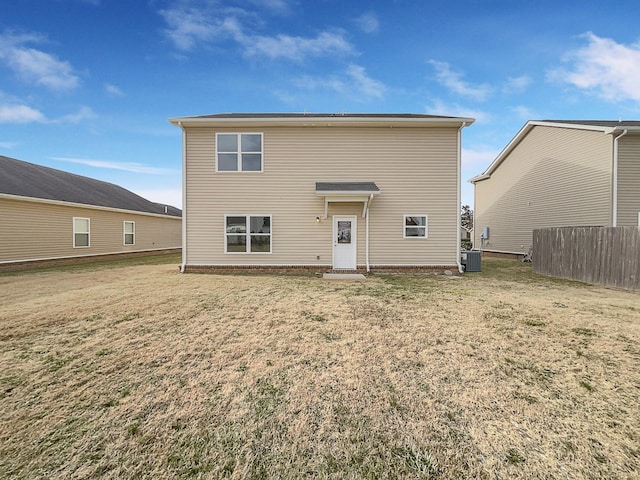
<box><xmin>0</xmin><ymin>256</ymin><xmax>638</xmax><ymax>479</ymax></box>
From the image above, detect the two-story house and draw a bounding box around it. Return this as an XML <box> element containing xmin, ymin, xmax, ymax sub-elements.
<box><xmin>470</xmin><ymin>120</ymin><xmax>640</xmax><ymax>256</ymax></box>
<box><xmin>169</xmin><ymin>113</ymin><xmax>474</xmax><ymax>273</ymax></box>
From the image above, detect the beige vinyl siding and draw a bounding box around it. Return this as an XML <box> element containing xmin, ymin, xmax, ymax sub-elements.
<box><xmin>617</xmin><ymin>134</ymin><xmax>640</xmax><ymax>226</ymax></box>
<box><xmin>474</xmin><ymin>126</ymin><xmax>612</xmax><ymax>253</ymax></box>
<box><xmin>0</xmin><ymin>197</ymin><xmax>181</xmax><ymax>263</ymax></box>
<box><xmin>184</xmin><ymin>126</ymin><xmax>459</xmax><ymax>267</ymax></box>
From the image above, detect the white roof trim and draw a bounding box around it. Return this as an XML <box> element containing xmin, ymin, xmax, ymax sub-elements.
<box><xmin>468</xmin><ymin>120</ymin><xmax>628</xmax><ymax>184</ymax></box>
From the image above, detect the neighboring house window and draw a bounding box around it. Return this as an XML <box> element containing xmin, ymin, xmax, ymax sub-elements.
<box><xmin>217</xmin><ymin>133</ymin><xmax>263</xmax><ymax>172</ymax></box>
<box><xmin>124</xmin><ymin>221</ymin><xmax>135</xmax><ymax>245</ymax></box>
<box><xmin>73</xmin><ymin>217</ymin><xmax>90</xmax><ymax>247</ymax></box>
<box><xmin>225</xmin><ymin>215</ymin><xmax>271</xmax><ymax>253</ymax></box>
<box><xmin>404</xmin><ymin>215</ymin><xmax>428</xmax><ymax>238</ymax></box>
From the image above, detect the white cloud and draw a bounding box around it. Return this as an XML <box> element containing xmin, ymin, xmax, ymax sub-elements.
<box><xmin>246</xmin><ymin>0</ymin><xmax>291</xmax><ymax>15</ymax></box>
<box><xmin>246</xmin><ymin>31</ymin><xmax>354</xmax><ymax>61</ymax></box>
<box><xmin>426</xmin><ymin>99</ymin><xmax>489</xmax><ymax>123</ymax></box>
<box><xmin>462</xmin><ymin>147</ymin><xmax>500</xmax><ymax>171</ymax></box>
<box><xmin>0</xmin><ymin>104</ymin><xmax>46</xmax><ymax>123</ymax></box>
<box><xmin>52</xmin><ymin>106</ymin><xmax>96</xmax><ymax>124</ymax></box>
<box><xmin>429</xmin><ymin>60</ymin><xmax>492</xmax><ymax>101</ymax></box>
<box><xmin>355</xmin><ymin>12</ymin><xmax>379</xmax><ymax>34</ymax></box>
<box><xmin>503</xmin><ymin>75</ymin><xmax>532</xmax><ymax>94</ymax></box>
<box><xmin>105</xmin><ymin>83</ymin><xmax>125</xmax><ymax>96</ymax></box>
<box><xmin>0</xmin><ymin>32</ymin><xmax>80</xmax><ymax>90</ymax></box>
<box><xmin>159</xmin><ymin>2</ymin><xmax>355</xmax><ymax>61</ymax></box>
<box><xmin>549</xmin><ymin>32</ymin><xmax>640</xmax><ymax>103</ymax></box>
<box><xmin>52</xmin><ymin>157</ymin><xmax>177</xmax><ymax>175</ymax></box>
<box><xmin>0</xmin><ymin>141</ymin><xmax>19</xmax><ymax>148</ymax></box>
<box><xmin>159</xmin><ymin>4</ymin><xmax>226</xmax><ymax>51</ymax></box>
<box><xmin>293</xmin><ymin>64</ymin><xmax>386</xmax><ymax>101</ymax></box>
<box><xmin>511</xmin><ymin>105</ymin><xmax>540</xmax><ymax>120</ymax></box>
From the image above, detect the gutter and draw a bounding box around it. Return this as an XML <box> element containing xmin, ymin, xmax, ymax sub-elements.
<box><xmin>612</xmin><ymin>129</ymin><xmax>628</xmax><ymax>227</ymax></box>
<box><xmin>178</xmin><ymin>121</ymin><xmax>188</xmax><ymax>273</ymax></box>
<box><xmin>456</xmin><ymin>121</ymin><xmax>467</xmax><ymax>274</ymax></box>
<box><xmin>365</xmin><ymin>193</ymin><xmax>373</xmax><ymax>272</ymax></box>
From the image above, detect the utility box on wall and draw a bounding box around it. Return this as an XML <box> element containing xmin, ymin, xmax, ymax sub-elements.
<box><xmin>481</xmin><ymin>226</ymin><xmax>490</xmax><ymax>239</ymax></box>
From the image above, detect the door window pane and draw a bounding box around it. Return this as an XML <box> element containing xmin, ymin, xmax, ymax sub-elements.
<box><xmin>337</xmin><ymin>221</ymin><xmax>351</xmax><ymax>244</ymax></box>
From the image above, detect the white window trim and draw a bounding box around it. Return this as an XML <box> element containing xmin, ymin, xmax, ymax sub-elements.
<box><xmin>73</xmin><ymin>217</ymin><xmax>90</xmax><ymax>248</ymax></box>
<box><xmin>224</xmin><ymin>214</ymin><xmax>272</xmax><ymax>254</ymax></box>
<box><xmin>216</xmin><ymin>132</ymin><xmax>264</xmax><ymax>172</ymax></box>
<box><xmin>123</xmin><ymin>221</ymin><xmax>135</xmax><ymax>246</ymax></box>
<box><xmin>403</xmin><ymin>214</ymin><xmax>428</xmax><ymax>239</ymax></box>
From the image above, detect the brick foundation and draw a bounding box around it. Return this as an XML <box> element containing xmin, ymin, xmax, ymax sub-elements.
<box><xmin>182</xmin><ymin>264</ymin><xmax>460</xmax><ymax>275</ymax></box>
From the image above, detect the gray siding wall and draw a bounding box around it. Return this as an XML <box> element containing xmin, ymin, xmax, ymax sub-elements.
<box><xmin>0</xmin><ymin>197</ymin><xmax>182</xmax><ymax>263</ymax></box>
<box><xmin>617</xmin><ymin>134</ymin><xmax>640</xmax><ymax>226</ymax></box>
<box><xmin>474</xmin><ymin>126</ymin><xmax>612</xmax><ymax>253</ymax></box>
<box><xmin>184</xmin><ymin>125</ymin><xmax>460</xmax><ymax>267</ymax></box>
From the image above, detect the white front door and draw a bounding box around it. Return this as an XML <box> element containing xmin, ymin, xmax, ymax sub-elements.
<box><xmin>333</xmin><ymin>216</ymin><xmax>357</xmax><ymax>270</ymax></box>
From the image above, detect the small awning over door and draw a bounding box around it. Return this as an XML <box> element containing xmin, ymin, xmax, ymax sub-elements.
<box><xmin>315</xmin><ymin>182</ymin><xmax>380</xmax><ymax>218</ymax></box>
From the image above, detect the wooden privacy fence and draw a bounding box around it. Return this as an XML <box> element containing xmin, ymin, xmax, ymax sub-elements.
<box><xmin>533</xmin><ymin>227</ymin><xmax>640</xmax><ymax>291</ymax></box>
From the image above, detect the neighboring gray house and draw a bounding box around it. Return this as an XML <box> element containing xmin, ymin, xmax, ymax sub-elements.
<box><xmin>470</xmin><ymin>120</ymin><xmax>640</xmax><ymax>256</ymax></box>
<box><xmin>0</xmin><ymin>155</ymin><xmax>182</xmax><ymax>268</ymax></box>
<box><xmin>169</xmin><ymin>112</ymin><xmax>474</xmax><ymax>273</ymax></box>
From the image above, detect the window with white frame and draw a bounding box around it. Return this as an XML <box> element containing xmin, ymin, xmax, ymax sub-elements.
<box><xmin>73</xmin><ymin>217</ymin><xmax>90</xmax><ymax>247</ymax></box>
<box><xmin>225</xmin><ymin>215</ymin><xmax>271</xmax><ymax>253</ymax></box>
<box><xmin>404</xmin><ymin>215</ymin><xmax>428</xmax><ymax>238</ymax></box>
<box><xmin>124</xmin><ymin>221</ymin><xmax>135</xmax><ymax>245</ymax></box>
<box><xmin>217</xmin><ymin>133</ymin><xmax>263</xmax><ymax>171</ymax></box>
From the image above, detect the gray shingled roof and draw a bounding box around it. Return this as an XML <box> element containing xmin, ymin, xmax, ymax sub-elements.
<box><xmin>316</xmin><ymin>182</ymin><xmax>380</xmax><ymax>192</ymax></box>
<box><xmin>0</xmin><ymin>156</ymin><xmax>181</xmax><ymax>217</ymax></box>
<box><xmin>191</xmin><ymin>113</ymin><xmax>461</xmax><ymax>120</ymax></box>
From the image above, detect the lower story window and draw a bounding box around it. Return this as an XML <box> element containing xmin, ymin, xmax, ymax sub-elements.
<box><xmin>404</xmin><ymin>215</ymin><xmax>428</xmax><ymax>238</ymax></box>
<box><xmin>225</xmin><ymin>215</ymin><xmax>271</xmax><ymax>253</ymax></box>
<box><xmin>124</xmin><ymin>221</ymin><xmax>135</xmax><ymax>245</ymax></box>
<box><xmin>73</xmin><ymin>217</ymin><xmax>90</xmax><ymax>247</ymax></box>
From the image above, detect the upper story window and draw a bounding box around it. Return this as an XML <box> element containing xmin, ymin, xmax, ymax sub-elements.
<box><xmin>217</xmin><ymin>133</ymin><xmax>263</xmax><ymax>172</ymax></box>
<box><xmin>404</xmin><ymin>215</ymin><xmax>428</xmax><ymax>238</ymax></box>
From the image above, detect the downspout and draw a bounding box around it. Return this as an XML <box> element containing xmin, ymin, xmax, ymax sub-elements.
<box><xmin>365</xmin><ymin>193</ymin><xmax>373</xmax><ymax>272</ymax></box>
<box><xmin>612</xmin><ymin>129</ymin><xmax>627</xmax><ymax>227</ymax></box>
<box><xmin>456</xmin><ymin>122</ymin><xmax>467</xmax><ymax>273</ymax></box>
<box><xmin>179</xmin><ymin>121</ymin><xmax>188</xmax><ymax>273</ymax></box>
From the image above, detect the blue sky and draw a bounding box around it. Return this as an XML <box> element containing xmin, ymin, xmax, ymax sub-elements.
<box><xmin>2</xmin><ymin>0</ymin><xmax>640</xmax><ymax>209</ymax></box>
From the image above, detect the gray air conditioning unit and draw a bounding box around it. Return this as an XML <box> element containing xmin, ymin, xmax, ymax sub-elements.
<box><xmin>461</xmin><ymin>250</ymin><xmax>481</xmax><ymax>272</ymax></box>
